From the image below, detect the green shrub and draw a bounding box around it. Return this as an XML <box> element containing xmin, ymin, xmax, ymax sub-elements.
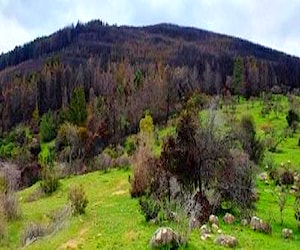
<box><xmin>124</xmin><ymin>136</ymin><xmax>136</xmax><ymax>155</ymax></box>
<box><xmin>102</xmin><ymin>147</ymin><xmax>118</xmax><ymax>159</ymax></box>
<box><xmin>40</xmin><ymin>110</ymin><xmax>56</xmax><ymax>143</ymax></box>
<box><xmin>68</xmin><ymin>185</ymin><xmax>88</xmax><ymax>215</ymax></box>
<box><xmin>139</xmin><ymin>195</ymin><xmax>160</xmax><ymax>222</ymax></box>
<box><xmin>56</xmin><ymin>122</ymin><xmax>86</xmax><ymax>162</ymax></box>
<box><xmin>0</xmin><ymin>142</ymin><xmax>15</xmax><ymax>158</ymax></box>
<box><xmin>286</xmin><ymin>109</ymin><xmax>299</xmax><ymax>128</ymax></box>
<box><xmin>40</xmin><ymin>166</ymin><xmax>59</xmax><ymax>194</ymax></box>
<box><xmin>38</xmin><ymin>145</ymin><xmax>55</xmax><ymax>166</ymax></box>
<box><xmin>139</xmin><ymin>113</ymin><xmax>154</xmax><ymax>136</ymax></box>
<box><xmin>68</xmin><ymin>87</ymin><xmax>87</xmax><ymax>126</ymax></box>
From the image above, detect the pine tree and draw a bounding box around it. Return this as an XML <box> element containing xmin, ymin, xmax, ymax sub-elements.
<box><xmin>40</xmin><ymin>110</ymin><xmax>56</xmax><ymax>142</ymax></box>
<box><xmin>68</xmin><ymin>87</ymin><xmax>87</xmax><ymax>126</ymax></box>
<box><xmin>232</xmin><ymin>56</ymin><xmax>244</xmax><ymax>99</ymax></box>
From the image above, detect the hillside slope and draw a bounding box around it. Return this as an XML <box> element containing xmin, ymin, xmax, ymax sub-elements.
<box><xmin>1</xmin><ymin>20</ymin><xmax>300</xmax><ymax>133</ymax></box>
<box><xmin>1</xmin><ymin>168</ymin><xmax>298</xmax><ymax>249</ymax></box>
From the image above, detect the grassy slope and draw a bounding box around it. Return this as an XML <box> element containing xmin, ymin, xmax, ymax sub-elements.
<box><xmin>1</xmin><ymin>169</ymin><xmax>298</xmax><ymax>249</ymax></box>
<box><xmin>3</xmin><ymin>96</ymin><xmax>300</xmax><ymax>249</ymax></box>
<box><xmin>230</xmin><ymin>97</ymin><xmax>300</xmax><ymax>166</ymax></box>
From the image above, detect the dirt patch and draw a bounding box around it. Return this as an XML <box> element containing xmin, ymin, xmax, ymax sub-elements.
<box><xmin>80</xmin><ymin>228</ymin><xmax>88</xmax><ymax>237</ymax></box>
<box><xmin>112</xmin><ymin>190</ymin><xmax>127</xmax><ymax>195</ymax></box>
<box><xmin>125</xmin><ymin>230</ymin><xmax>137</xmax><ymax>241</ymax></box>
<box><xmin>59</xmin><ymin>227</ymin><xmax>88</xmax><ymax>249</ymax></box>
<box><xmin>59</xmin><ymin>239</ymin><xmax>79</xmax><ymax>249</ymax></box>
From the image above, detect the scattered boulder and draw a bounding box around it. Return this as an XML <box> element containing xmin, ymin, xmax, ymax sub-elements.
<box><xmin>223</xmin><ymin>213</ymin><xmax>235</xmax><ymax>224</ymax></box>
<box><xmin>200</xmin><ymin>224</ymin><xmax>211</xmax><ymax>235</ymax></box>
<box><xmin>187</xmin><ymin>192</ymin><xmax>212</xmax><ymax>226</ymax></box>
<box><xmin>209</xmin><ymin>214</ymin><xmax>219</xmax><ymax>225</ymax></box>
<box><xmin>250</xmin><ymin>216</ymin><xmax>262</xmax><ymax>231</ymax></box>
<box><xmin>260</xmin><ymin>221</ymin><xmax>272</xmax><ymax>234</ymax></box>
<box><xmin>211</xmin><ymin>223</ymin><xmax>219</xmax><ymax>234</ymax></box>
<box><xmin>200</xmin><ymin>233</ymin><xmax>212</xmax><ymax>241</ymax></box>
<box><xmin>150</xmin><ymin>227</ymin><xmax>183</xmax><ymax>249</ymax></box>
<box><xmin>214</xmin><ymin>234</ymin><xmax>238</xmax><ymax>248</ymax></box>
<box><xmin>282</xmin><ymin>228</ymin><xmax>293</xmax><ymax>239</ymax></box>
<box><xmin>241</xmin><ymin>219</ymin><xmax>248</xmax><ymax>226</ymax></box>
<box><xmin>258</xmin><ymin>172</ymin><xmax>268</xmax><ymax>181</ymax></box>
<box><xmin>250</xmin><ymin>216</ymin><xmax>272</xmax><ymax>234</ymax></box>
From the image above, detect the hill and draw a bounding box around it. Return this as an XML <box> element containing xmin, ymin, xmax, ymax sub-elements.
<box><xmin>1</xmin><ymin>20</ymin><xmax>300</xmax><ymax>133</ymax></box>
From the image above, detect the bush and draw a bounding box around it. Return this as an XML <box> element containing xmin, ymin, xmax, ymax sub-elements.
<box><xmin>94</xmin><ymin>152</ymin><xmax>114</xmax><ymax>172</ymax></box>
<box><xmin>239</xmin><ymin>115</ymin><xmax>264</xmax><ymax>164</ymax></box>
<box><xmin>130</xmin><ymin>133</ymin><xmax>156</xmax><ymax>197</ymax></box>
<box><xmin>139</xmin><ymin>113</ymin><xmax>154</xmax><ymax>136</ymax></box>
<box><xmin>0</xmin><ymin>168</ymin><xmax>21</xmax><ymax>221</ymax></box>
<box><xmin>68</xmin><ymin>185</ymin><xmax>88</xmax><ymax>215</ymax></box>
<box><xmin>68</xmin><ymin>87</ymin><xmax>87</xmax><ymax>126</ymax></box>
<box><xmin>279</xmin><ymin>169</ymin><xmax>294</xmax><ymax>185</ymax></box>
<box><xmin>38</xmin><ymin>145</ymin><xmax>55</xmax><ymax>166</ymax></box>
<box><xmin>2</xmin><ymin>193</ymin><xmax>21</xmax><ymax>221</ymax></box>
<box><xmin>124</xmin><ymin>136</ymin><xmax>136</xmax><ymax>155</ymax></box>
<box><xmin>0</xmin><ymin>164</ymin><xmax>20</xmax><ymax>192</ymax></box>
<box><xmin>40</xmin><ymin>110</ymin><xmax>56</xmax><ymax>143</ymax></box>
<box><xmin>139</xmin><ymin>195</ymin><xmax>160</xmax><ymax>222</ymax></box>
<box><xmin>115</xmin><ymin>155</ymin><xmax>130</xmax><ymax>169</ymax></box>
<box><xmin>40</xmin><ymin>166</ymin><xmax>59</xmax><ymax>194</ymax></box>
<box><xmin>0</xmin><ymin>142</ymin><xmax>15</xmax><ymax>158</ymax></box>
<box><xmin>47</xmin><ymin>205</ymin><xmax>71</xmax><ymax>233</ymax></box>
<box><xmin>55</xmin><ymin>122</ymin><xmax>86</xmax><ymax>162</ymax></box>
<box><xmin>21</xmin><ymin>222</ymin><xmax>46</xmax><ymax>246</ymax></box>
<box><xmin>286</xmin><ymin>109</ymin><xmax>299</xmax><ymax>129</ymax></box>
<box><xmin>0</xmin><ymin>216</ymin><xmax>6</xmax><ymax>242</ymax></box>
<box><xmin>130</xmin><ymin>154</ymin><xmax>156</xmax><ymax>198</ymax></box>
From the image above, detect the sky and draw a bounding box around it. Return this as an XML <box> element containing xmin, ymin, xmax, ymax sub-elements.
<box><xmin>1</xmin><ymin>0</ymin><xmax>300</xmax><ymax>57</ymax></box>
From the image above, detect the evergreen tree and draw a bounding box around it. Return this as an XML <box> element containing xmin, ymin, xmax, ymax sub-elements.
<box><xmin>68</xmin><ymin>87</ymin><xmax>87</xmax><ymax>126</ymax></box>
<box><xmin>40</xmin><ymin>110</ymin><xmax>56</xmax><ymax>142</ymax></box>
<box><xmin>232</xmin><ymin>56</ymin><xmax>244</xmax><ymax>99</ymax></box>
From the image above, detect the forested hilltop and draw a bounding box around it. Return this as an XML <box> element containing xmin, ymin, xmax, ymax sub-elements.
<box><xmin>0</xmin><ymin>19</ymin><xmax>300</xmax><ymax>135</ymax></box>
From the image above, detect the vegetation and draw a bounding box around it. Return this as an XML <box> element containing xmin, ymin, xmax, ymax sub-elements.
<box><xmin>68</xmin><ymin>184</ymin><xmax>88</xmax><ymax>215</ymax></box>
<box><xmin>67</xmin><ymin>87</ymin><xmax>88</xmax><ymax>126</ymax></box>
<box><xmin>2</xmin><ymin>19</ymin><xmax>300</xmax><ymax>249</ymax></box>
<box><xmin>40</xmin><ymin>166</ymin><xmax>59</xmax><ymax>195</ymax></box>
<box><xmin>39</xmin><ymin>110</ymin><xmax>56</xmax><ymax>143</ymax></box>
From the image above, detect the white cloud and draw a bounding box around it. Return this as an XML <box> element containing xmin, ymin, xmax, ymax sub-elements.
<box><xmin>0</xmin><ymin>14</ymin><xmax>32</xmax><ymax>53</ymax></box>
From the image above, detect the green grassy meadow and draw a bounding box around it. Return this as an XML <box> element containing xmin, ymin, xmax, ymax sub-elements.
<box><xmin>2</xmin><ymin>96</ymin><xmax>300</xmax><ymax>249</ymax></box>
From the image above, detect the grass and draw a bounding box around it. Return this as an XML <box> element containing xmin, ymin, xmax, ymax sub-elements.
<box><xmin>2</xmin><ymin>95</ymin><xmax>300</xmax><ymax>249</ymax></box>
<box><xmin>221</xmin><ymin>96</ymin><xmax>300</xmax><ymax>166</ymax></box>
<box><xmin>0</xmin><ymin>167</ymin><xmax>299</xmax><ymax>249</ymax></box>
